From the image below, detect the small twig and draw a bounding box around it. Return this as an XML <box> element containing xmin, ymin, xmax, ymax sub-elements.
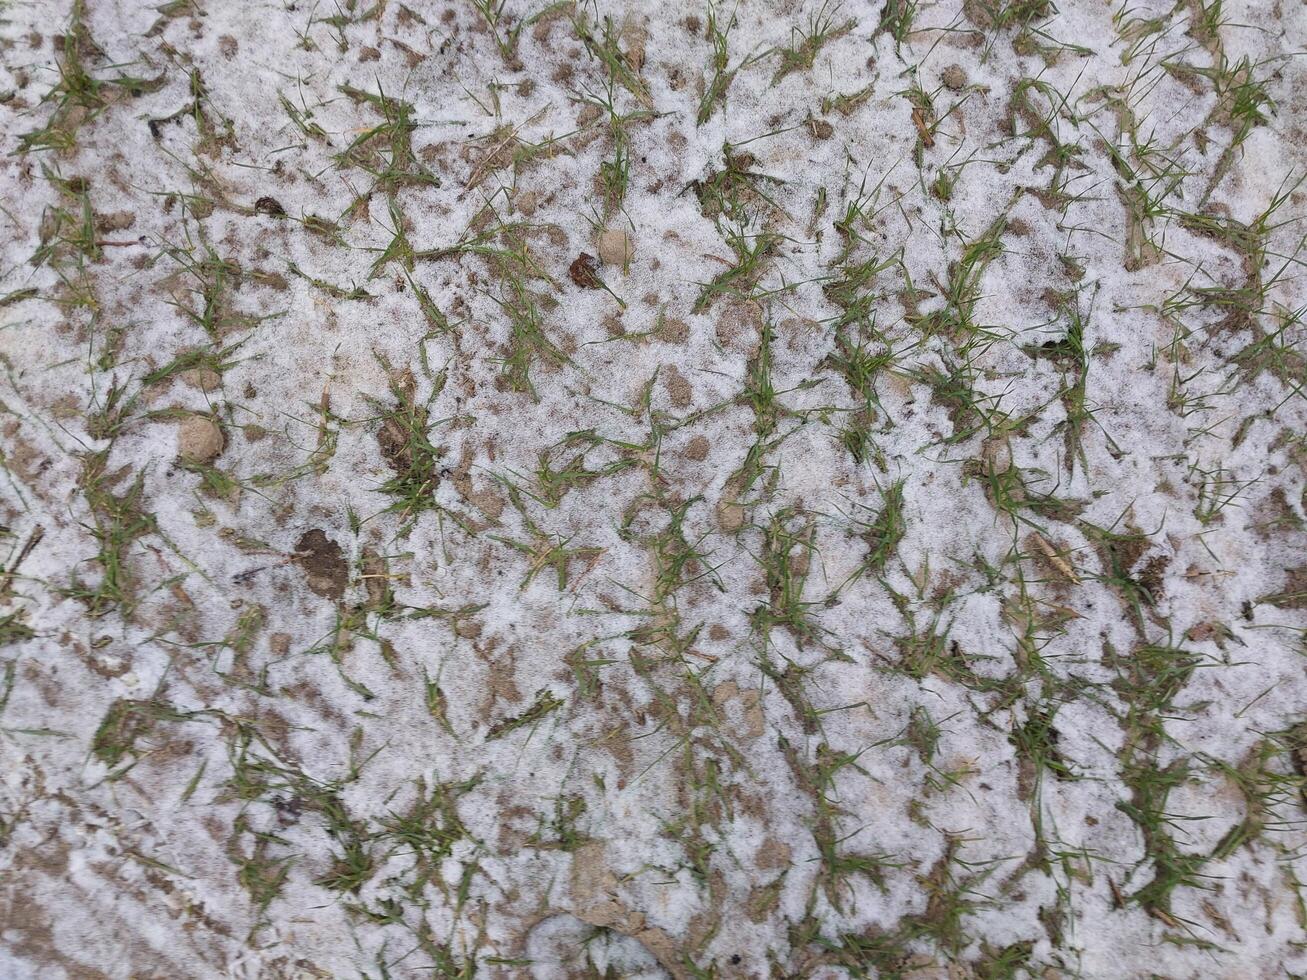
<box><xmin>0</xmin><ymin>525</ymin><xmax>44</xmax><ymax>598</ymax></box>
<box><xmin>1031</xmin><ymin>532</ymin><xmax>1080</xmax><ymax>583</ymax></box>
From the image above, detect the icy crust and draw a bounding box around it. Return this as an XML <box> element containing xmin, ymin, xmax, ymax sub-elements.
<box><xmin>1</xmin><ymin>0</ymin><xmax>1306</xmax><ymax>977</ymax></box>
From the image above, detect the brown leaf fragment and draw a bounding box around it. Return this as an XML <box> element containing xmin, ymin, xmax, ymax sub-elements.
<box><xmin>569</xmin><ymin>252</ymin><xmax>601</xmax><ymax>289</ymax></box>
<box><xmin>911</xmin><ymin>106</ymin><xmax>935</xmax><ymax>147</ymax></box>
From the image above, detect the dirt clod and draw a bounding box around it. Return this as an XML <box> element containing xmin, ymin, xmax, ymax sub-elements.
<box><xmin>294</xmin><ymin>529</ymin><xmax>349</xmax><ymax>601</ymax></box>
<box><xmin>177</xmin><ymin>415</ymin><xmax>225</xmax><ymax>464</ymax></box>
<box><xmin>254</xmin><ymin>196</ymin><xmax>286</xmax><ymax>217</ymax></box>
<box><xmin>942</xmin><ymin>65</ymin><xmax>967</xmax><ymax>90</ymax></box>
<box><xmin>717</xmin><ymin>499</ymin><xmax>745</xmax><ymax>531</ymax></box>
<box><xmin>663</xmin><ymin>364</ymin><xmax>692</xmax><ymax>408</ymax></box>
<box><xmin>181</xmin><ymin>367</ymin><xmax>221</xmax><ymax>392</ymax></box>
<box><xmin>656</xmin><ymin>315</ymin><xmax>689</xmax><ymax>344</ymax></box>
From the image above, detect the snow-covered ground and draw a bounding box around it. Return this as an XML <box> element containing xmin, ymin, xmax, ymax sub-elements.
<box><xmin>2</xmin><ymin>0</ymin><xmax>1306</xmax><ymax>976</ymax></box>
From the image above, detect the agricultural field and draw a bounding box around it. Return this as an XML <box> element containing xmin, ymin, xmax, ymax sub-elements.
<box><xmin>1</xmin><ymin>0</ymin><xmax>1306</xmax><ymax>976</ymax></box>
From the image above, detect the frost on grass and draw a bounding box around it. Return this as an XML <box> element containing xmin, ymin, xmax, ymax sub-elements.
<box><xmin>2</xmin><ymin>0</ymin><xmax>1307</xmax><ymax>976</ymax></box>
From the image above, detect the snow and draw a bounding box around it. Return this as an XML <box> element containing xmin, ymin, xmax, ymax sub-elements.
<box><xmin>1</xmin><ymin>0</ymin><xmax>1306</xmax><ymax>976</ymax></box>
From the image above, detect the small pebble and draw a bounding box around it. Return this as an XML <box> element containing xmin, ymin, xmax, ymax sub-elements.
<box><xmin>598</xmin><ymin>228</ymin><xmax>634</xmax><ymax>266</ymax></box>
